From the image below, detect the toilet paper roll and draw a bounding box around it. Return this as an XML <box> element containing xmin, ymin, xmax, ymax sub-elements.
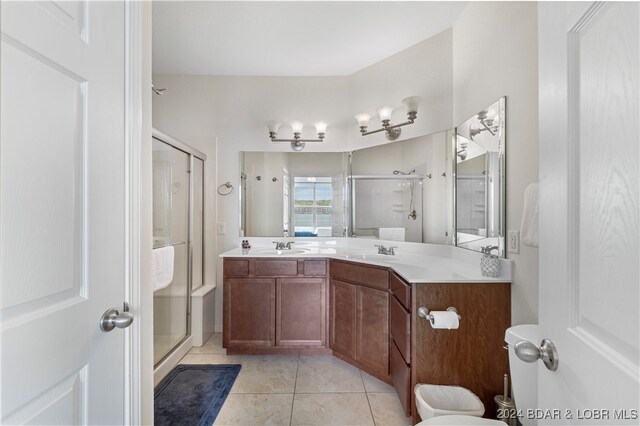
<box><xmin>430</xmin><ymin>310</ymin><xmax>460</xmax><ymax>329</ymax></box>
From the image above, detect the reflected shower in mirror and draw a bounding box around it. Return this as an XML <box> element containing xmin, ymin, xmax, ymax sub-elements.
<box><xmin>350</xmin><ymin>131</ymin><xmax>453</xmax><ymax>243</ymax></box>
<box><xmin>454</xmin><ymin>97</ymin><xmax>506</xmax><ymax>256</ymax></box>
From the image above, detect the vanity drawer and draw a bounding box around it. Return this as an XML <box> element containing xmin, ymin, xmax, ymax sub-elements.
<box><xmin>304</xmin><ymin>260</ymin><xmax>327</xmax><ymax>276</ymax></box>
<box><xmin>390</xmin><ymin>339</ymin><xmax>411</xmax><ymax>417</ymax></box>
<box><xmin>224</xmin><ymin>259</ymin><xmax>250</xmax><ymax>277</ymax></box>
<box><xmin>390</xmin><ymin>294</ymin><xmax>411</xmax><ymax>364</ymax></box>
<box><xmin>330</xmin><ymin>260</ymin><xmax>389</xmax><ymax>290</ymax></box>
<box><xmin>254</xmin><ymin>259</ymin><xmax>298</xmax><ymax>276</ymax></box>
<box><xmin>390</xmin><ymin>272</ymin><xmax>411</xmax><ymax>311</ymax></box>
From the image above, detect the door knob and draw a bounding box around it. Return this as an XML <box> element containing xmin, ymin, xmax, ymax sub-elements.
<box><xmin>100</xmin><ymin>302</ymin><xmax>134</xmax><ymax>332</ymax></box>
<box><xmin>514</xmin><ymin>338</ymin><xmax>559</xmax><ymax>371</ymax></box>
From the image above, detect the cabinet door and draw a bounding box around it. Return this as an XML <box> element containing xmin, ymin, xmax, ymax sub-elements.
<box><xmin>277</xmin><ymin>278</ymin><xmax>326</xmax><ymax>346</ymax></box>
<box><xmin>356</xmin><ymin>285</ymin><xmax>389</xmax><ymax>376</ymax></box>
<box><xmin>390</xmin><ymin>339</ymin><xmax>411</xmax><ymax>416</ymax></box>
<box><xmin>329</xmin><ymin>279</ymin><xmax>357</xmax><ymax>359</ymax></box>
<box><xmin>224</xmin><ymin>278</ymin><xmax>275</xmax><ymax>347</ymax></box>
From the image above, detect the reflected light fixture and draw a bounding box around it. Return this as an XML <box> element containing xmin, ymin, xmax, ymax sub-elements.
<box><xmin>469</xmin><ymin>110</ymin><xmax>499</xmax><ymax>141</ymax></box>
<box><xmin>267</xmin><ymin>120</ymin><xmax>327</xmax><ymax>151</ymax></box>
<box><xmin>355</xmin><ymin>96</ymin><xmax>421</xmax><ymax>141</ymax></box>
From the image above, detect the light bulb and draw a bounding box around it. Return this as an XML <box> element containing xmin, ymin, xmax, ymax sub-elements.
<box><xmin>355</xmin><ymin>113</ymin><xmax>371</xmax><ymax>127</ymax></box>
<box><xmin>290</xmin><ymin>141</ymin><xmax>305</xmax><ymax>151</ymax></box>
<box><xmin>377</xmin><ymin>106</ymin><xmax>394</xmax><ymax>122</ymax></box>
<box><xmin>315</xmin><ymin>121</ymin><xmax>328</xmax><ymax>134</ymax></box>
<box><xmin>401</xmin><ymin>96</ymin><xmax>422</xmax><ymax>113</ymax></box>
<box><xmin>266</xmin><ymin>120</ymin><xmax>282</xmax><ymax>133</ymax></box>
<box><xmin>290</xmin><ymin>121</ymin><xmax>304</xmax><ymax>134</ymax></box>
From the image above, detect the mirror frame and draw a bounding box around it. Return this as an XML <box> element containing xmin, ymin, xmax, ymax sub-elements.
<box><xmin>453</xmin><ymin>96</ymin><xmax>506</xmax><ymax>257</ymax></box>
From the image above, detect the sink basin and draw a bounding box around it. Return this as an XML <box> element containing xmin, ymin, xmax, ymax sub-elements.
<box><xmin>249</xmin><ymin>248</ymin><xmax>308</xmax><ymax>255</ymax></box>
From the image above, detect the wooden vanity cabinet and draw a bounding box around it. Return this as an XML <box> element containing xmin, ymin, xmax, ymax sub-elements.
<box><xmin>329</xmin><ymin>260</ymin><xmax>390</xmax><ymax>381</ymax></box>
<box><xmin>223</xmin><ymin>258</ymin><xmax>328</xmax><ymax>353</ymax></box>
<box><xmin>410</xmin><ymin>282</ymin><xmax>511</xmax><ymax>423</ymax></box>
<box><xmin>389</xmin><ymin>272</ymin><xmax>412</xmax><ymax>416</ymax></box>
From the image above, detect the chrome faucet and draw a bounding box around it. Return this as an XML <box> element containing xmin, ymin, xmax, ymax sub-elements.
<box><xmin>374</xmin><ymin>244</ymin><xmax>397</xmax><ymax>255</ymax></box>
<box><xmin>273</xmin><ymin>241</ymin><xmax>294</xmax><ymax>250</ymax></box>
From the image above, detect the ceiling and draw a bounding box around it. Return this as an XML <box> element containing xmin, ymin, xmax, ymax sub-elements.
<box><xmin>152</xmin><ymin>1</ymin><xmax>467</xmax><ymax>76</ymax></box>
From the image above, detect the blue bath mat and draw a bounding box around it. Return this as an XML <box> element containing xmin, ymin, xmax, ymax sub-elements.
<box><xmin>154</xmin><ymin>364</ymin><xmax>241</xmax><ymax>426</ymax></box>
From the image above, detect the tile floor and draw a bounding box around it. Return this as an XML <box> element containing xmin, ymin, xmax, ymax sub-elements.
<box><xmin>178</xmin><ymin>333</ymin><xmax>413</xmax><ymax>426</ymax></box>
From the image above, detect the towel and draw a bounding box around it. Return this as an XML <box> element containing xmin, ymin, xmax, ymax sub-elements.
<box><xmin>153</xmin><ymin>245</ymin><xmax>174</xmax><ymax>291</ymax></box>
<box><xmin>520</xmin><ymin>183</ymin><xmax>539</xmax><ymax>248</ymax></box>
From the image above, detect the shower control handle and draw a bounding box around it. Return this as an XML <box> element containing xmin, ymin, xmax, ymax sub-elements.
<box><xmin>100</xmin><ymin>302</ymin><xmax>134</xmax><ymax>332</ymax></box>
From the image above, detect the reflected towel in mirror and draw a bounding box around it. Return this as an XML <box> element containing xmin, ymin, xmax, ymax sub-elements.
<box><xmin>520</xmin><ymin>183</ymin><xmax>539</xmax><ymax>247</ymax></box>
<box><xmin>153</xmin><ymin>245</ymin><xmax>174</xmax><ymax>291</ymax></box>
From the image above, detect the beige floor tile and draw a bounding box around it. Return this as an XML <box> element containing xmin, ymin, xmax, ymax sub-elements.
<box><xmin>367</xmin><ymin>393</ymin><xmax>412</xmax><ymax>426</ymax></box>
<box><xmin>214</xmin><ymin>393</ymin><xmax>293</xmax><ymax>426</ymax></box>
<box><xmin>230</xmin><ymin>355</ymin><xmax>299</xmax><ymax>394</ymax></box>
<box><xmin>190</xmin><ymin>332</ymin><xmax>226</xmax><ymax>354</ymax></box>
<box><xmin>291</xmin><ymin>393</ymin><xmax>374</xmax><ymax>425</ymax></box>
<box><xmin>295</xmin><ymin>356</ymin><xmax>365</xmax><ymax>393</ymax></box>
<box><xmin>361</xmin><ymin>371</ymin><xmax>395</xmax><ymax>393</ymax></box>
<box><xmin>179</xmin><ymin>353</ymin><xmax>233</xmax><ymax>365</ymax></box>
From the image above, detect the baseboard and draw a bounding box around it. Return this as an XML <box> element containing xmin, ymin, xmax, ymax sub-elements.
<box><xmin>214</xmin><ymin>324</ymin><xmax>223</xmax><ymax>333</ymax></box>
<box><xmin>226</xmin><ymin>346</ymin><xmax>333</xmax><ymax>356</ymax></box>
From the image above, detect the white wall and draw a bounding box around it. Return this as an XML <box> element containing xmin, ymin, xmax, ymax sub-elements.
<box><xmin>453</xmin><ymin>2</ymin><xmax>539</xmax><ymax>325</ymax></box>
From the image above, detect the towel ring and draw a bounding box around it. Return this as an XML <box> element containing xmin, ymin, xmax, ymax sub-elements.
<box><xmin>217</xmin><ymin>182</ymin><xmax>233</xmax><ymax>196</ymax></box>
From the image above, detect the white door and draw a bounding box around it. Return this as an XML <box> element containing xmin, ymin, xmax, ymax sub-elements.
<box><xmin>539</xmin><ymin>2</ymin><xmax>639</xmax><ymax>424</ymax></box>
<box><xmin>1</xmin><ymin>1</ymin><xmax>131</xmax><ymax>424</ymax></box>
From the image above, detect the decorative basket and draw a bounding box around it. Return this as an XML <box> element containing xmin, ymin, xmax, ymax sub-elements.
<box><xmin>480</xmin><ymin>246</ymin><xmax>501</xmax><ymax>278</ymax></box>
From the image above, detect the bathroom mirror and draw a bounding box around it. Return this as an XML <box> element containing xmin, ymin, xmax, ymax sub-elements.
<box><xmin>454</xmin><ymin>97</ymin><xmax>506</xmax><ymax>256</ymax></box>
<box><xmin>239</xmin><ymin>130</ymin><xmax>454</xmax><ymax>244</ymax></box>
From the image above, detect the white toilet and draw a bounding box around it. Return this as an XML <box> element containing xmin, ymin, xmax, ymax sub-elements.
<box><xmin>417</xmin><ymin>324</ymin><xmax>539</xmax><ymax>425</ymax></box>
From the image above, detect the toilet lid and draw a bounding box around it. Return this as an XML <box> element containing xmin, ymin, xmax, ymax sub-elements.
<box><xmin>417</xmin><ymin>415</ymin><xmax>505</xmax><ymax>425</ymax></box>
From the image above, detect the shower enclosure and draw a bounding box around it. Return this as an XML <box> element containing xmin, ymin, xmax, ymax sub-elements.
<box><xmin>152</xmin><ymin>129</ymin><xmax>206</xmax><ymax>367</ymax></box>
<box><xmin>350</xmin><ymin>174</ymin><xmax>425</xmax><ymax>242</ymax></box>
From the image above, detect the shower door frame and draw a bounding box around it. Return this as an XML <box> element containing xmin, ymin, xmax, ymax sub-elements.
<box><xmin>152</xmin><ymin>129</ymin><xmax>207</xmax><ymax>367</ymax></box>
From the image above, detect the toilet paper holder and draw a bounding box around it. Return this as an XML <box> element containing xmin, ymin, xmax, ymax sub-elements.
<box><xmin>417</xmin><ymin>306</ymin><xmax>461</xmax><ymax>325</ymax></box>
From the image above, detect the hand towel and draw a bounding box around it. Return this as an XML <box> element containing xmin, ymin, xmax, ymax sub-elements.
<box><xmin>153</xmin><ymin>245</ymin><xmax>174</xmax><ymax>291</ymax></box>
<box><xmin>520</xmin><ymin>183</ymin><xmax>539</xmax><ymax>248</ymax></box>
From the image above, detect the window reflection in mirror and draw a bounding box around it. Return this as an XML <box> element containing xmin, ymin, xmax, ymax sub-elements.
<box><xmin>240</xmin><ymin>152</ymin><xmax>347</xmax><ymax>237</ymax></box>
<box><xmin>293</xmin><ymin>177</ymin><xmax>333</xmax><ymax>237</ymax></box>
<box><xmin>454</xmin><ymin>97</ymin><xmax>506</xmax><ymax>257</ymax></box>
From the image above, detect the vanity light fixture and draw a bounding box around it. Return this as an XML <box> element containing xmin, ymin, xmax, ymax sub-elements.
<box><xmin>267</xmin><ymin>120</ymin><xmax>327</xmax><ymax>152</ymax></box>
<box><xmin>355</xmin><ymin>96</ymin><xmax>421</xmax><ymax>141</ymax></box>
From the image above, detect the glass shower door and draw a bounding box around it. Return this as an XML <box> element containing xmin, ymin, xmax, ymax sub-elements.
<box><xmin>152</xmin><ymin>139</ymin><xmax>190</xmax><ymax>365</ymax></box>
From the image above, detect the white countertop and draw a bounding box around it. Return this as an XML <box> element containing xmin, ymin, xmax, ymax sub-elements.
<box><xmin>219</xmin><ymin>238</ymin><xmax>512</xmax><ymax>284</ymax></box>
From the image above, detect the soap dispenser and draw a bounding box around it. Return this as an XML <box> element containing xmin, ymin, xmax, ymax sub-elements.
<box><xmin>480</xmin><ymin>245</ymin><xmax>501</xmax><ymax>277</ymax></box>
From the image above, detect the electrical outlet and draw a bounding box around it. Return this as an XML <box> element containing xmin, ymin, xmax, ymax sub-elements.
<box><xmin>217</xmin><ymin>222</ymin><xmax>226</xmax><ymax>235</ymax></box>
<box><xmin>508</xmin><ymin>230</ymin><xmax>520</xmax><ymax>254</ymax></box>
